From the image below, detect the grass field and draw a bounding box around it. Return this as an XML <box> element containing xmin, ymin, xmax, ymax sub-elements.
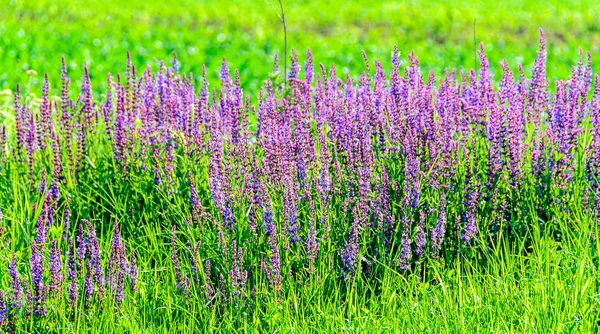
<box><xmin>1</xmin><ymin>0</ymin><xmax>600</xmax><ymax>332</ymax></box>
<box><xmin>2</xmin><ymin>0</ymin><xmax>600</xmax><ymax>93</ymax></box>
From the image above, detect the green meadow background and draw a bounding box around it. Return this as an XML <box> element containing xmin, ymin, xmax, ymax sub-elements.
<box><xmin>1</xmin><ymin>0</ymin><xmax>599</xmax><ymax>94</ymax></box>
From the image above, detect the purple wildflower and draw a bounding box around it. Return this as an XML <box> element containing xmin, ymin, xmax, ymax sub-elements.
<box><xmin>76</xmin><ymin>224</ymin><xmax>87</xmax><ymax>271</ymax></box>
<box><xmin>108</xmin><ymin>221</ymin><xmax>127</xmax><ymax>303</ymax></box>
<box><xmin>189</xmin><ymin>241</ymin><xmax>201</xmax><ymax>284</ymax></box>
<box><xmin>265</xmin><ymin>224</ymin><xmax>282</xmax><ymax>295</ymax></box>
<box><xmin>68</xmin><ymin>237</ymin><xmax>77</xmax><ymax>307</ymax></box>
<box><xmin>30</xmin><ymin>242</ymin><xmax>47</xmax><ymax>316</ymax></box>
<box><xmin>204</xmin><ymin>260</ymin><xmax>214</xmax><ymax>306</ymax></box>
<box><xmin>9</xmin><ymin>253</ymin><xmax>22</xmax><ymax>309</ymax></box>
<box><xmin>0</xmin><ymin>290</ymin><xmax>6</xmax><ymax>323</ymax></box>
<box><xmin>49</xmin><ymin>239</ymin><xmax>63</xmax><ymax>295</ymax></box>
<box><xmin>398</xmin><ymin>215</ymin><xmax>412</xmax><ymax>270</ymax></box>
<box><xmin>341</xmin><ymin>205</ymin><xmax>364</xmax><ymax>278</ymax></box>
<box><xmin>129</xmin><ymin>247</ymin><xmax>138</xmax><ymax>293</ymax></box>
<box><xmin>431</xmin><ymin>193</ymin><xmax>447</xmax><ymax>258</ymax></box>
<box><xmin>229</xmin><ymin>239</ymin><xmax>248</xmax><ymax>298</ymax></box>
<box><xmin>306</xmin><ymin>222</ymin><xmax>319</xmax><ymax>272</ymax></box>
<box><xmin>84</xmin><ymin>253</ymin><xmax>94</xmax><ymax>302</ymax></box>
<box><xmin>84</xmin><ymin>220</ymin><xmax>105</xmax><ymax>298</ymax></box>
<box><xmin>38</xmin><ymin>170</ymin><xmax>47</xmax><ymax>195</ymax></box>
<box><xmin>415</xmin><ymin>210</ymin><xmax>426</xmax><ymax>257</ymax></box>
<box><xmin>189</xmin><ymin>172</ymin><xmax>209</xmax><ymax>224</ymax></box>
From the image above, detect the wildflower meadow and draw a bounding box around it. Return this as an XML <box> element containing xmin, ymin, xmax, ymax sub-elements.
<box><xmin>1</xmin><ymin>1</ymin><xmax>599</xmax><ymax>332</ymax></box>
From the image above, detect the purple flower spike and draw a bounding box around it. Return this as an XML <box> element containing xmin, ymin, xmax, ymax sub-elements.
<box><xmin>68</xmin><ymin>237</ymin><xmax>78</xmax><ymax>307</ymax></box>
<box><xmin>129</xmin><ymin>247</ymin><xmax>139</xmax><ymax>293</ymax></box>
<box><xmin>415</xmin><ymin>210</ymin><xmax>426</xmax><ymax>257</ymax></box>
<box><xmin>306</xmin><ymin>223</ymin><xmax>319</xmax><ymax>271</ymax></box>
<box><xmin>204</xmin><ymin>260</ymin><xmax>214</xmax><ymax>306</ymax></box>
<box><xmin>84</xmin><ymin>255</ymin><xmax>94</xmax><ymax>302</ymax></box>
<box><xmin>9</xmin><ymin>253</ymin><xmax>22</xmax><ymax>309</ymax></box>
<box><xmin>109</xmin><ymin>221</ymin><xmax>127</xmax><ymax>303</ymax></box>
<box><xmin>431</xmin><ymin>194</ymin><xmax>447</xmax><ymax>259</ymax></box>
<box><xmin>398</xmin><ymin>216</ymin><xmax>412</xmax><ymax>270</ymax></box>
<box><xmin>341</xmin><ymin>205</ymin><xmax>363</xmax><ymax>278</ymax></box>
<box><xmin>84</xmin><ymin>220</ymin><xmax>105</xmax><ymax>298</ymax></box>
<box><xmin>264</xmin><ymin>224</ymin><xmax>282</xmax><ymax>295</ymax></box>
<box><xmin>49</xmin><ymin>239</ymin><xmax>64</xmax><ymax>295</ymax></box>
<box><xmin>229</xmin><ymin>239</ymin><xmax>248</xmax><ymax>297</ymax></box>
<box><xmin>0</xmin><ymin>290</ymin><xmax>7</xmax><ymax>323</ymax></box>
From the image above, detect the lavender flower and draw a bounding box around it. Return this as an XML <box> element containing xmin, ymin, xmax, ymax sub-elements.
<box><xmin>84</xmin><ymin>220</ymin><xmax>105</xmax><ymax>297</ymax></box>
<box><xmin>415</xmin><ymin>210</ymin><xmax>426</xmax><ymax>257</ymax></box>
<box><xmin>306</xmin><ymin>223</ymin><xmax>319</xmax><ymax>272</ymax></box>
<box><xmin>431</xmin><ymin>193</ymin><xmax>447</xmax><ymax>258</ymax></box>
<box><xmin>50</xmin><ymin>179</ymin><xmax>60</xmax><ymax>204</ymax></box>
<box><xmin>229</xmin><ymin>239</ymin><xmax>247</xmax><ymax>298</ymax></box>
<box><xmin>462</xmin><ymin>190</ymin><xmax>480</xmax><ymax>245</ymax></box>
<box><xmin>108</xmin><ymin>221</ymin><xmax>128</xmax><ymax>303</ymax></box>
<box><xmin>0</xmin><ymin>290</ymin><xmax>6</xmax><ymax>323</ymax></box>
<box><xmin>84</xmin><ymin>254</ymin><xmax>94</xmax><ymax>302</ymax></box>
<box><xmin>63</xmin><ymin>205</ymin><xmax>72</xmax><ymax>241</ymax></box>
<box><xmin>49</xmin><ymin>239</ymin><xmax>63</xmax><ymax>295</ymax></box>
<box><xmin>204</xmin><ymin>260</ymin><xmax>214</xmax><ymax>306</ymax></box>
<box><xmin>341</xmin><ymin>205</ymin><xmax>363</xmax><ymax>278</ymax></box>
<box><xmin>129</xmin><ymin>247</ymin><xmax>139</xmax><ymax>293</ymax></box>
<box><xmin>398</xmin><ymin>216</ymin><xmax>412</xmax><ymax>270</ymax></box>
<box><xmin>189</xmin><ymin>172</ymin><xmax>209</xmax><ymax>224</ymax></box>
<box><xmin>265</xmin><ymin>224</ymin><xmax>282</xmax><ymax>294</ymax></box>
<box><xmin>9</xmin><ymin>253</ymin><xmax>21</xmax><ymax>309</ymax></box>
<box><xmin>38</xmin><ymin>170</ymin><xmax>47</xmax><ymax>195</ymax></box>
<box><xmin>68</xmin><ymin>237</ymin><xmax>77</xmax><ymax>306</ymax></box>
<box><xmin>30</xmin><ymin>242</ymin><xmax>47</xmax><ymax>316</ymax></box>
<box><xmin>189</xmin><ymin>241</ymin><xmax>201</xmax><ymax>284</ymax></box>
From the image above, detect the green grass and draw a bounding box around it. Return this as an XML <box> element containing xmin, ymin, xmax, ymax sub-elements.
<box><xmin>1</xmin><ymin>0</ymin><xmax>600</xmax><ymax>95</ymax></box>
<box><xmin>2</xmin><ymin>175</ymin><xmax>599</xmax><ymax>332</ymax></box>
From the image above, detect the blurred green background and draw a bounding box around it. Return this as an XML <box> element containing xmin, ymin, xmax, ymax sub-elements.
<box><xmin>1</xmin><ymin>0</ymin><xmax>599</xmax><ymax>95</ymax></box>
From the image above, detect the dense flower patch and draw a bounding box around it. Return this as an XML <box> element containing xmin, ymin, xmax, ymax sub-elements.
<box><xmin>0</xmin><ymin>30</ymin><xmax>598</xmax><ymax>325</ymax></box>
